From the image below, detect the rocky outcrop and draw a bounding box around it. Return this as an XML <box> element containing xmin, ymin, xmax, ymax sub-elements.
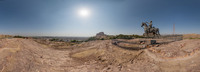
<box><xmin>95</xmin><ymin>32</ymin><xmax>107</xmax><ymax>39</ymax></box>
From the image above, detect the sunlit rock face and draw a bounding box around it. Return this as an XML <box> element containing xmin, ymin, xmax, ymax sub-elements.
<box><xmin>96</xmin><ymin>32</ymin><xmax>107</xmax><ymax>39</ymax></box>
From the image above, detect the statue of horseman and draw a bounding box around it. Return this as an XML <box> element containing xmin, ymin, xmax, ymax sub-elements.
<box><xmin>141</xmin><ymin>21</ymin><xmax>160</xmax><ymax>37</ymax></box>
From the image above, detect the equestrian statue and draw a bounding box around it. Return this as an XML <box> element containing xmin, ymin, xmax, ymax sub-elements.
<box><xmin>141</xmin><ymin>21</ymin><xmax>160</xmax><ymax>38</ymax></box>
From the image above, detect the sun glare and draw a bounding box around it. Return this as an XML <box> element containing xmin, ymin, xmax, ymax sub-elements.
<box><xmin>78</xmin><ymin>8</ymin><xmax>90</xmax><ymax>17</ymax></box>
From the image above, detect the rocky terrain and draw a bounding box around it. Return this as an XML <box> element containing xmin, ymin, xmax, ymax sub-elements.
<box><xmin>0</xmin><ymin>37</ymin><xmax>200</xmax><ymax>72</ymax></box>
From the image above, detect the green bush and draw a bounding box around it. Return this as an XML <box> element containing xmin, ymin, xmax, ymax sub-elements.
<box><xmin>13</xmin><ymin>35</ymin><xmax>26</xmax><ymax>38</ymax></box>
<box><xmin>49</xmin><ymin>38</ymin><xmax>64</xmax><ymax>42</ymax></box>
<box><xmin>189</xmin><ymin>37</ymin><xmax>200</xmax><ymax>39</ymax></box>
<box><xmin>132</xmin><ymin>34</ymin><xmax>144</xmax><ymax>38</ymax></box>
<box><xmin>100</xmin><ymin>38</ymin><xmax>104</xmax><ymax>40</ymax></box>
<box><xmin>85</xmin><ymin>37</ymin><xmax>96</xmax><ymax>42</ymax></box>
<box><xmin>71</xmin><ymin>40</ymin><xmax>78</xmax><ymax>42</ymax></box>
<box><xmin>86</xmin><ymin>34</ymin><xmax>144</xmax><ymax>41</ymax></box>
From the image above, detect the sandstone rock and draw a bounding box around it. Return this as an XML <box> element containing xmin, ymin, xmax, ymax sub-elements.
<box><xmin>96</xmin><ymin>32</ymin><xmax>107</xmax><ymax>39</ymax></box>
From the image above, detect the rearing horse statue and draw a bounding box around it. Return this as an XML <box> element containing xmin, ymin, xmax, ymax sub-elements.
<box><xmin>141</xmin><ymin>22</ymin><xmax>160</xmax><ymax>37</ymax></box>
<box><xmin>141</xmin><ymin>22</ymin><xmax>149</xmax><ymax>36</ymax></box>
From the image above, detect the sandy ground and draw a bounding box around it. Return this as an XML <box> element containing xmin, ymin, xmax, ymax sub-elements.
<box><xmin>0</xmin><ymin>38</ymin><xmax>200</xmax><ymax>72</ymax></box>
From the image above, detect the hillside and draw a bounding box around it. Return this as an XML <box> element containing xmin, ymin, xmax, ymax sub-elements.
<box><xmin>0</xmin><ymin>38</ymin><xmax>200</xmax><ymax>72</ymax></box>
<box><xmin>183</xmin><ymin>34</ymin><xmax>200</xmax><ymax>39</ymax></box>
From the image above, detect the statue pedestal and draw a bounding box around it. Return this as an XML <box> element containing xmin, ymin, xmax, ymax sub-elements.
<box><xmin>143</xmin><ymin>33</ymin><xmax>155</xmax><ymax>37</ymax></box>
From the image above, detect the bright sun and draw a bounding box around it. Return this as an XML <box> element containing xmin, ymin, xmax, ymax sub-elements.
<box><xmin>78</xmin><ymin>8</ymin><xmax>90</xmax><ymax>17</ymax></box>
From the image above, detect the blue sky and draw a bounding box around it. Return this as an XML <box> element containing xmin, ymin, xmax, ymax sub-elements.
<box><xmin>0</xmin><ymin>0</ymin><xmax>200</xmax><ymax>36</ymax></box>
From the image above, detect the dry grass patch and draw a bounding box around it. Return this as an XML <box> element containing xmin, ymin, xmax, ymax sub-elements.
<box><xmin>183</xmin><ymin>34</ymin><xmax>200</xmax><ymax>39</ymax></box>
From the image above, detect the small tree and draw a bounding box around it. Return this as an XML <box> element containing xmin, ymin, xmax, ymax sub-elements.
<box><xmin>71</xmin><ymin>40</ymin><xmax>78</xmax><ymax>42</ymax></box>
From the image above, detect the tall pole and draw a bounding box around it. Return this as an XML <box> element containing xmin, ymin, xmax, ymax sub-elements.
<box><xmin>173</xmin><ymin>24</ymin><xmax>175</xmax><ymax>35</ymax></box>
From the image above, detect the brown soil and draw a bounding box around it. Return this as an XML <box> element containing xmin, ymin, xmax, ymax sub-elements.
<box><xmin>0</xmin><ymin>38</ymin><xmax>200</xmax><ymax>72</ymax></box>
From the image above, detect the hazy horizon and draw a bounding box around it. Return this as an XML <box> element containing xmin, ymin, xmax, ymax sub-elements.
<box><xmin>0</xmin><ymin>0</ymin><xmax>200</xmax><ymax>36</ymax></box>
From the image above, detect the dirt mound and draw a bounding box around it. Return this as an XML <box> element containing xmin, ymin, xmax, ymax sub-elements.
<box><xmin>70</xmin><ymin>39</ymin><xmax>200</xmax><ymax>72</ymax></box>
<box><xmin>70</xmin><ymin>40</ymin><xmax>157</xmax><ymax>72</ymax></box>
<box><xmin>147</xmin><ymin>39</ymin><xmax>200</xmax><ymax>59</ymax></box>
<box><xmin>0</xmin><ymin>38</ymin><xmax>75</xmax><ymax>72</ymax></box>
<box><xmin>1</xmin><ymin>38</ymin><xmax>200</xmax><ymax>72</ymax></box>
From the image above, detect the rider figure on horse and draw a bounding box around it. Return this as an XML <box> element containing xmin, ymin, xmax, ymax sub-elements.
<box><xmin>147</xmin><ymin>21</ymin><xmax>153</xmax><ymax>33</ymax></box>
<box><xmin>148</xmin><ymin>21</ymin><xmax>153</xmax><ymax>28</ymax></box>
